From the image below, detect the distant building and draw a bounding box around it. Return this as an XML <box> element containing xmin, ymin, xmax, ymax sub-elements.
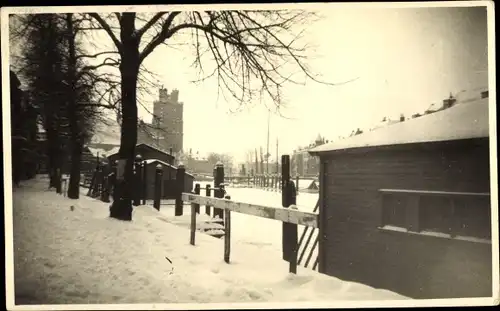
<box><xmin>291</xmin><ymin>134</ymin><xmax>326</xmax><ymax>177</ymax></box>
<box><xmin>187</xmin><ymin>156</ymin><xmax>213</xmax><ymax>175</ymax></box>
<box><xmin>137</xmin><ymin>87</ymin><xmax>184</xmax><ymax>155</ymax></box>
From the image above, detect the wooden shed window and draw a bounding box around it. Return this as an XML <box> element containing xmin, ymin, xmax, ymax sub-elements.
<box><xmin>381</xmin><ymin>195</ymin><xmax>408</xmax><ymax>229</ymax></box>
<box><xmin>379</xmin><ymin>189</ymin><xmax>491</xmax><ymax>243</ymax></box>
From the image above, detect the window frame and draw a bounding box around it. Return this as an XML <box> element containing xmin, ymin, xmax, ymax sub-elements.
<box><xmin>378</xmin><ymin>189</ymin><xmax>492</xmax><ymax>244</ymax></box>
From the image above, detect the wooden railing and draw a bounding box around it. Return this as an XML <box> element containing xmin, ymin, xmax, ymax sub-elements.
<box><xmin>182</xmin><ymin>155</ymin><xmax>320</xmax><ymax>274</ymax></box>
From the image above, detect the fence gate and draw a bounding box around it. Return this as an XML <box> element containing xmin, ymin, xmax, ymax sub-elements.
<box><xmin>297</xmin><ymin>198</ymin><xmax>320</xmax><ymax>271</ymax></box>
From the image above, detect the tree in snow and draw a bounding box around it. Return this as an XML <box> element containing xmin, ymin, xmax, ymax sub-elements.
<box><xmin>87</xmin><ymin>10</ymin><xmax>331</xmax><ymax>221</ymax></box>
<box><xmin>9</xmin><ymin>70</ymin><xmax>38</xmax><ymax>186</ymax></box>
<box><xmin>11</xmin><ymin>13</ymin><xmax>118</xmax><ymax>196</ymax></box>
<box><xmin>12</xmin><ymin>14</ymin><xmax>69</xmax><ymax>193</ymax></box>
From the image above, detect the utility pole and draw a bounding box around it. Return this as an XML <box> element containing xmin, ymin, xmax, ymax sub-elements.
<box><xmin>276</xmin><ymin>138</ymin><xmax>279</xmax><ymax>174</ymax></box>
<box><xmin>266</xmin><ymin>110</ymin><xmax>270</xmax><ymax>174</ymax></box>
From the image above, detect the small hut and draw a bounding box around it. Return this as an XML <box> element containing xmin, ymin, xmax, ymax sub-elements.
<box><xmin>309</xmin><ymin>94</ymin><xmax>492</xmax><ymax>299</ymax></box>
<box><xmin>142</xmin><ymin>159</ymin><xmax>194</xmax><ymax>200</ymax></box>
<box><xmin>107</xmin><ymin>143</ymin><xmax>175</xmax><ymax>166</ymax></box>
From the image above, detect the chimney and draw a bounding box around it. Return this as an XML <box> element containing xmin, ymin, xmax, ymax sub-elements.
<box><xmin>159</xmin><ymin>88</ymin><xmax>168</xmax><ymax>102</ymax></box>
<box><xmin>171</xmin><ymin>89</ymin><xmax>180</xmax><ymax>103</ymax></box>
<box><xmin>443</xmin><ymin>93</ymin><xmax>457</xmax><ymax>109</ymax></box>
<box><xmin>399</xmin><ymin>114</ymin><xmax>405</xmax><ymax>122</ymax></box>
<box><xmin>481</xmin><ymin>90</ymin><xmax>489</xmax><ymax>99</ymax></box>
<box><xmin>169</xmin><ymin>147</ymin><xmax>173</xmax><ymax>155</ymax></box>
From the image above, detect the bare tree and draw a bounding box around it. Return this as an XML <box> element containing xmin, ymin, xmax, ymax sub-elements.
<box><xmin>87</xmin><ymin>10</ymin><xmax>332</xmax><ymax>221</ymax></box>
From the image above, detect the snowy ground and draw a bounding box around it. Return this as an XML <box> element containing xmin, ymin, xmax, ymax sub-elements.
<box><xmin>9</xmin><ymin>176</ymin><xmax>408</xmax><ymax>307</ymax></box>
<box><xmin>158</xmin><ymin>184</ymin><xmax>319</xmax><ymax>256</ymax></box>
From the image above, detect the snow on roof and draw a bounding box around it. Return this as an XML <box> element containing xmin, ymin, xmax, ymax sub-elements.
<box><xmin>87</xmin><ymin>146</ymin><xmax>120</xmax><ymax>158</ymax></box>
<box><xmin>144</xmin><ymin>159</ymin><xmax>194</xmax><ymax>177</ymax></box>
<box><xmin>310</xmin><ymin>97</ymin><xmax>490</xmax><ymax>154</ymax></box>
<box><xmin>136</xmin><ymin>143</ymin><xmax>174</xmax><ymax>157</ymax></box>
<box><xmin>144</xmin><ymin>158</ymin><xmax>174</xmax><ymax>167</ymax></box>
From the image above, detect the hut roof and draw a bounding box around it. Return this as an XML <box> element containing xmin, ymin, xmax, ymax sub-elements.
<box><xmin>309</xmin><ymin>97</ymin><xmax>490</xmax><ymax>155</ymax></box>
<box><xmin>105</xmin><ymin>143</ymin><xmax>175</xmax><ymax>160</ymax></box>
<box><xmin>144</xmin><ymin>159</ymin><xmax>194</xmax><ymax>177</ymax></box>
<box><xmin>136</xmin><ymin>143</ymin><xmax>175</xmax><ymax>158</ymax></box>
<box><xmin>88</xmin><ymin>146</ymin><xmax>120</xmax><ymax>158</ymax></box>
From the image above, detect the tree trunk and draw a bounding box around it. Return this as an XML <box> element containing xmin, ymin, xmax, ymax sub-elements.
<box><xmin>47</xmin><ymin>127</ymin><xmax>60</xmax><ymax>190</ymax></box>
<box><xmin>68</xmin><ymin>138</ymin><xmax>83</xmax><ymax>199</ymax></box>
<box><xmin>66</xmin><ymin>13</ymin><xmax>82</xmax><ymax>200</ymax></box>
<box><xmin>109</xmin><ymin>42</ymin><xmax>140</xmax><ymax>221</ymax></box>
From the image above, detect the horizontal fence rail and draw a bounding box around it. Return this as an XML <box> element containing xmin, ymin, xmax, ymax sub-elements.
<box><xmin>182</xmin><ymin>193</ymin><xmax>319</xmax><ymax>228</ymax></box>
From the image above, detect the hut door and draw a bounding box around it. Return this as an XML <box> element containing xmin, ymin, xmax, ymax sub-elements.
<box><xmin>162</xmin><ymin>169</ymin><xmax>177</xmax><ymax>199</ymax></box>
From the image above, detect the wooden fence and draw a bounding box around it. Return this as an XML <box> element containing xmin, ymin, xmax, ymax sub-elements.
<box><xmin>225</xmin><ymin>174</ymin><xmax>314</xmax><ymax>195</ymax></box>
<box><xmin>84</xmin><ymin>154</ymin><xmax>321</xmax><ymax>273</ymax></box>
<box><xmin>181</xmin><ymin>155</ymin><xmax>320</xmax><ymax>274</ymax></box>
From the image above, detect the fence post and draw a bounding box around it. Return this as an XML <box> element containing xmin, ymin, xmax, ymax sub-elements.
<box><xmin>87</xmin><ymin>164</ymin><xmax>98</xmax><ymax>197</ymax></box>
<box><xmin>194</xmin><ymin>183</ymin><xmax>201</xmax><ymax>214</ymax></box>
<box><xmin>110</xmin><ymin>160</ymin><xmax>117</xmax><ymax>201</ymax></box>
<box><xmin>133</xmin><ymin>154</ymin><xmax>142</xmax><ymax>206</ymax></box>
<box><xmin>100</xmin><ymin>168</ymin><xmax>107</xmax><ymax>202</ymax></box>
<box><xmin>142</xmin><ymin>159</ymin><xmax>147</xmax><ymax>205</ymax></box>
<box><xmin>224</xmin><ymin>195</ymin><xmax>231</xmax><ymax>263</ymax></box>
<box><xmin>175</xmin><ymin>163</ymin><xmax>186</xmax><ymax>216</ymax></box>
<box><xmin>190</xmin><ymin>186</ymin><xmax>199</xmax><ymax>246</ymax></box>
<box><xmin>153</xmin><ymin>164</ymin><xmax>163</xmax><ymax>211</ymax></box>
<box><xmin>213</xmin><ymin>161</ymin><xmax>225</xmax><ymax>223</ymax></box>
<box><xmin>296</xmin><ymin>175</ymin><xmax>300</xmax><ymax>195</ymax></box>
<box><xmin>101</xmin><ymin>171</ymin><xmax>110</xmax><ymax>203</ymax></box>
<box><xmin>92</xmin><ymin>165</ymin><xmax>102</xmax><ymax>198</ymax></box>
<box><xmin>282</xmin><ymin>155</ymin><xmax>298</xmax><ymax>274</ymax></box>
<box><xmin>205</xmin><ymin>184</ymin><xmax>212</xmax><ymax>215</ymax></box>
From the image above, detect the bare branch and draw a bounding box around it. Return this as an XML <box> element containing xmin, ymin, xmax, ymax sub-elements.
<box><xmin>75</xmin><ymin>51</ymin><xmax>120</xmax><ymax>60</ymax></box>
<box><xmin>88</xmin><ymin>13</ymin><xmax>123</xmax><ymax>53</ymax></box>
<box><xmin>139</xmin><ymin>12</ymin><xmax>181</xmax><ymax>63</ymax></box>
<box><xmin>135</xmin><ymin>12</ymin><xmax>167</xmax><ymax>40</ymax></box>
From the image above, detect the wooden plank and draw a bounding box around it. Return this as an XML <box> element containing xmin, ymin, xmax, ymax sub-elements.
<box><xmin>312</xmin><ymin>256</ymin><xmax>319</xmax><ymax>271</ymax></box>
<box><xmin>289</xmin><ymin>224</ymin><xmax>298</xmax><ymax>274</ymax></box>
<box><xmin>304</xmin><ymin>236</ymin><xmax>318</xmax><ymax>268</ymax></box>
<box><xmin>297</xmin><ymin>199</ymin><xmax>320</xmax><ymax>266</ymax></box>
<box><xmin>182</xmin><ymin>193</ymin><xmax>319</xmax><ymax>227</ymax></box>
<box><xmin>297</xmin><ymin>199</ymin><xmax>320</xmax><ymax>254</ymax></box>
<box><xmin>379</xmin><ymin>189</ymin><xmax>490</xmax><ymax>197</ymax></box>
<box><xmin>190</xmin><ymin>203</ymin><xmax>196</xmax><ymax>246</ymax></box>
<box><xmin>224</xmin><ymin>209</ymin><xmax>231</xmax><ymax>263</ymax></box>
<box><xmin>298</xmin><ymin>227</ymin><xmax>316</xmax><ymax>265</ymax></box>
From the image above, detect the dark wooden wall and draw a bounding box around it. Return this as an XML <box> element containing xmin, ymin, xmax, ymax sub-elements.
<box><xmin>318</xmin><ymin>138</ymin><xmax>492</xmax><ymax>299</ymax></box>
<box><xmin>143</xmin><ymin>162</ymin><xmax>194</xmax><ymax>200</ymax></box>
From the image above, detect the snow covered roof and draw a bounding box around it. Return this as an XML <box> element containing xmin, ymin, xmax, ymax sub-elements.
<box><xmin>144</xmin><ymin>159</ymin><xmax>194</xmax><ymax>177</ymax></box>
<box><xmin>144</xmin><ymin>159</ymin><xmax>175</xmax><ymax>168</ymax></box>
<box><xmin>88</xmin><ymin>146</ymin><xmax>120</xmax><ymax>158</ymax></box>
<box><xmin>136</xmin><ymin>143</ymin><xmax>174</xmax><ymax>157</ymax></box>
<box><xmin>310</xmin><ymin>97</ymin><xmax>490</xmax><ymax>154</ymax></box>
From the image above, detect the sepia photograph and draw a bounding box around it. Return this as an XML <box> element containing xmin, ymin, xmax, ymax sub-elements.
<box><xmin>2</xmin><ymin>1</ymin><xmax>498</xmax><ymax>310</ymax></box>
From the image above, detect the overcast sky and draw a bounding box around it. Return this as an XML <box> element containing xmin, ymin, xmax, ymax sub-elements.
<box><xmin>140</xmin><ymin>6</ymin><xmax>489</xmax><ymax>162</ymax></box>
<box><xmin>10</xmin><ymin>4</ymin><xmax>490</xmax><ymax>163</ymax></box>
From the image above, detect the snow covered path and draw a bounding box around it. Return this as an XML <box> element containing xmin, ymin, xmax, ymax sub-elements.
<box><xmin>10</xmin><ymin>177</ymin><xmax>408</xmax><ymax>306</ymax></box>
